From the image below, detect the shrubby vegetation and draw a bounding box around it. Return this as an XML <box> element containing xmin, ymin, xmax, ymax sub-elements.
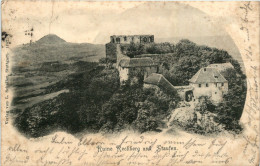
<box><xmin>120</xmin><ymin>42</ymin><xmax>175</xmax><ymax>57</ymax></box>
<box><xmin>14</xmin><ymin>61</ymin><xmax>179</xmax><ymax>137</ymax></box>
<box><xmin>120</xmin><ymin>43</ymin><xmax>145</xmax><ymax>58</ymax></box>
<box><xmin>124</xmin><ymin>39</ymin><xmax>246</xmax><ymax>134</ymax></box>
<box><xmin>14</xmin><ymin>63</ymin><xmax>120</xmax><ymax>137</ymax></box>
<box><xmin>13</xmin><ymin>39</ymin><xmax>246</xmax><ymax>137</ymax></box>
<box><xmin>146</xmin><ymin>42</ymin><xmax>175</xmax><ymax>54</ymax></box>
<box><xmin>172</xmin><ymin>40</ymin><xmax>245</xmax><ymax>134</ymax></box>
<box><xmin>123</xmin><ymin>40</ymin><xmax>244</xmax><ymax>85</ymax></box>
<box><xmin>209</xmin><ymin>68</ymin><xmax>246</xmax><ymax>133</ymax></box>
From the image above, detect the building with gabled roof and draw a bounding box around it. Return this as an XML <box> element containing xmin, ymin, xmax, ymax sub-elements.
<box><xmin>189</xmin><ymin>67</ymin><xmax>227</xmax><ymax>84</ymax></box>
<box><xmin>144</xmin><ymin>73</ymin><xmax>194</xmax><ymax>101</ymax></box>
<box><xmin>105</xmin><ymin>34</ymin><xmax>230</xmax><ymax>104</ymax></box>
<box><xmin>144</xmin><ymin>73</ymin><xmax>164</xmax><ymax>85</ymax></box>
<box><xmin>144</xmin><ymin>73</ymin><xmax>176</xmax><ymax>93</ymax></box>
<box><xmin>118</xmin><ymin>57</ymin><xmax>158</xmax><ymax>84</ymax></box>
<box><xmin>119</xmin><ymin>57</ymin><xmax>157</xmax><ymax>68</ymax></box>
<box><xmin>189</xmin><ymin>67</ymin><xmax>228</xmax><ymax>103</ymax></box>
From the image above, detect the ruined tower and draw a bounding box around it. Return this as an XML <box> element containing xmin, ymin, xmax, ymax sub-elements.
<box><xmin>105</xmin><ymin>35</ymin><xmax>154</xmax><ymax>63</ymax></box>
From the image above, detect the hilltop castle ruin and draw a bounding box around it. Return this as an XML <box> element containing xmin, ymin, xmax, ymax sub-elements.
<box><xmin>106</xmin><ymin>35</ymin><xmax>154</xmax><ymax>63</ymax></box>
<box><xmin>110</xmin><ymin>35</ymin><xmax>154</xmax><ymax>44</ymax></box>
<box><xmin>105</xmin><ymin>35</ymin><xmax>231</xmax><ymax>104</ymax></box>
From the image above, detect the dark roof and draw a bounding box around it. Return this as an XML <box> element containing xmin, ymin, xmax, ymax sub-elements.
<box><xmin>144</xmin><ymin>73</ymin><xmax>163</xmax><ymax>85</ymax></box>
<box><xmin>144</xmin><ymin>73</ymin><xmax>177</xmax><ymax>94</ymax></box>
<box><xmin>119</xmin><ymin>58</ymin><xmax>157</xmax><ymax>68</ymax></box>
<box><xmin>189</xmin><ymin>67</ymin><xmax>227</xmax><ymax>83</ymax></box>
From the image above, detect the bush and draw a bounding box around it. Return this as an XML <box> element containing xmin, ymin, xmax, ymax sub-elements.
<box><xmin>193</xmin><ymin>97</ymin><xmax>243</xmax><ymax>134</ymax></box>
<box><xmin>120</xmin><ymin>42</ymin><xmax>145</xmax><ymax>58</ymax></box>
<box><xmin>13</xmin><ymin>66</ymin><xmax>120</xmax><ymax>137</ymax></box>
<box><xmin>146</xmin><ymin>43</ymin><xmax>174</xmax><ymax>54</ymax></box>
<box><xmin>99</xmin><ymin>84</ymin><xmax>179</xmax><ymax>133</ymax></box>
<box><xmin>134</xmin><ymin>102</ymin><xmax>158</xmax><ymax>133</ymax></box>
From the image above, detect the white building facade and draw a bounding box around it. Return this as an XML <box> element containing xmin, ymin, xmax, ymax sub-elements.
<box><xmin>189</xmin><ymin>67</ymin><xmax>228</xmax><ymax>104</ymax></box>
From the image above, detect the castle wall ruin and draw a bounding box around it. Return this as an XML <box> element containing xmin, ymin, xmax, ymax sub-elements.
<box><xmin>110</xmin><ymin>35</ymin><xmax>154</xmax><ymax>44</ymax></box>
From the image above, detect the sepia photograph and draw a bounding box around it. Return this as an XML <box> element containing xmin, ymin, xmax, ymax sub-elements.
<box><xmin>1</xmin><ymin>1</ymin><xmax>259</xmax><ymax>166</ymax></box>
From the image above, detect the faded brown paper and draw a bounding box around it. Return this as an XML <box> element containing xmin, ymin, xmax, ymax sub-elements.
<box><xmin>1</xmin><ymin>1</ymin><xmax>260</xmax><ymax>166</ymax></box>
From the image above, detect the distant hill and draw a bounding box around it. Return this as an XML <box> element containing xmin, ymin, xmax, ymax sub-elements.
<box><xmin>36</xmin><ymin>34</ymin><xmax>66</xmax><ymax>44</ymax></box>
<box><xmin>12</xmin><ymin>34</ymin><xmax>105</xmax><ymax>66</ymax></box>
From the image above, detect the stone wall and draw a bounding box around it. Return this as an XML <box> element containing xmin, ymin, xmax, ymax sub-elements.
<box><xmin>174</xmin><ymin>86</ymin><xmax>194</xmax><ymax>102</ymax></box>
<box><xmin>110</xmin><ymin>35</ymin><xmax>154</xmax><ymax>44</ymax></box>
<box><xmin>118</xmin><ymin>66</ymin><xmax>158</xmax><ymax>84</ymax></box>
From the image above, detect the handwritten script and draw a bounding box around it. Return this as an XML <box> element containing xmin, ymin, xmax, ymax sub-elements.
<box><xmin>240</xmin><ymin>1</ymin><xmax>260</xmax><ymax>165</ymax></box>
<box><xmin>3</xmin><ymin>134</ymin><xmax>236</xmax><ymax>166</ymax></box>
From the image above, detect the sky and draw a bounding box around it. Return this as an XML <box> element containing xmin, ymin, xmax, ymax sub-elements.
<box><xmin>2</xmin><ymin>1</ymin><xmax>242</xmax><ymax>46</ymax></box>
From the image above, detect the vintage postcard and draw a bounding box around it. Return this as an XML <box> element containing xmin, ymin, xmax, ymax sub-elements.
<box><xmin>1</xmin><ymin>1</ymin><xmax>259</xmax><ymax>166</ymax></box>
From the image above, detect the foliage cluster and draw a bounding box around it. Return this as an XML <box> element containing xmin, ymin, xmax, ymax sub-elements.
<box><xmin>13</xmin><ymin>39</ymin><xmax>246</xmax><ymax>137</ymax></box>
<box><xmin>120</xmin><ymin>42</ymin><xmax>175</xmax><ymax>58</ymax></box>
<box><xmin>141</xmin><ymin>40</ymin><xmax>246</xmax><ymax>134</ymax></box>
<box><xmin>14</xmin><ymin>61</ymin><xmax>179</xmax><ymax>137</ymax></box>
<box><xmin>208</xmin><ymin>68</ymin><xmax>246</xmax><ymax>133</ymax></box>
<box><xmin>120</xmin><ymin>43</ymin><xmax>145</xmax><ymax>58</ymax></box>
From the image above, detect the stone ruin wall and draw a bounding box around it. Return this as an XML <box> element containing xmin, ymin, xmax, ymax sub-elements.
<box><xmin>106</xmin><ymin>35</ymin><xmax>156</xmax><ymax>63</ymax></box>
<box><xmin>110</xmin><ymin>35</ymin><xmax>154</xmax><ymax>44</ymax></box>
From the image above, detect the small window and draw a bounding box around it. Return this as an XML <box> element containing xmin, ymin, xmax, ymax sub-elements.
<box><xmin>116</xmin><ymin>37</ymin><xmax>120</xmax><ymax>43</ymax></box>
<box><xmin>204</xmin><ymin>68</ymin><xmax>206</xmax><ymax>71</ymax></box>
<box><xmin>150</xmin><ymin>36</ymin><xmax>154</xmax><ymax>42</ymax></box>
<box><xmin>221</xmin><ymin>83</ymin><xmax>224</xmax><ymax>86</ymax></box>
<box><xmin>214</xmin><ymin>76</ymin><xmax>218</xmax><ymax>78</ymax></box>
<box><xmin>124</xmin><ymin>36</ymin><xmax>127</xmax><ymax>41</ymax></box>
<box><xmin>215</xmin><ymin>92</ymin><xmax>217</xmax><ymax>94</ymax></box>
<box><xmin>206</xmin><ymin>83</ymin><xmax>209</xmax><ymax>87</ymax></box>
<box><xmin>199</xmin><ymin>84</ymin><xmax>201</xmax><ymax>88</ymax></box>
<box><xmin>215</xmin><ymin>83</ymin><xmax>217</xmax><ymax>87</ymax></box>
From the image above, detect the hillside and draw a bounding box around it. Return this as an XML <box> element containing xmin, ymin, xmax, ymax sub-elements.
<box><xmin>12</xmin><ymin>34</ymin><xmax>105</xmax><ymax>66</ymax></box>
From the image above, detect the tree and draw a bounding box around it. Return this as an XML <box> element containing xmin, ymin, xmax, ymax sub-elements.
<box><xmin>133</xmin><ymin>101</ymin><xmax>158</xmax><ymax>133</ymax></box>
<box><xmin>99</xmin><ymin>57</ymin><xmax>107</xmax><ymax>64</ymax></box>
<box><xmin>220</xmin><ymin>68</ymin><xmax>246</xmax><ymax>120</ymax></box>
<box><xmin>121</xmin><ymin>42</ymin><xmax>145</xmax><ymax>58</ymax></box>
<box><xmin>146</xmin><ymin>43</ymin><xmax>174</xmax><ymax>54</ymax></box>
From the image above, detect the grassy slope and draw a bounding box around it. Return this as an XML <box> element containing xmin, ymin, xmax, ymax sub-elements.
<box><xmin>10</xmin><ymin>34</ymin><xmax>105</xmax><ymax>107</ymax></box>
